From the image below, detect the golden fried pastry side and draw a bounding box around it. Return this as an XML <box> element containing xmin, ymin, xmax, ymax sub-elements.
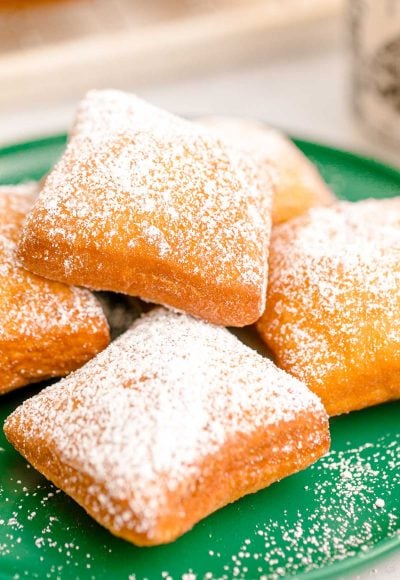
<box><xmin>4</xmin><ymin>308</ymin><xmax>330</xmax><ymax>546</ymax></box>
<box><xmin>0</xmin><ymin>185</ymin><xmax>110</xmax><ymax>394</ymax></box>
<box><xmin>198</xmin><ymin>116</ymin><xmax>335</xmax><ymax>224</ymax></box>
<box><xmin>257</xmin><ymin>199</ymin><xmax>400</xmax><ymax>416</ymax></box>
<box><xmin>17</xmin><ymin>91</ymin><xmax>274</xmax><ymax>327</ymax></box>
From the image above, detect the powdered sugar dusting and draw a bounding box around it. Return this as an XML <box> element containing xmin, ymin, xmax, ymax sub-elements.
<box><xmin>5</xmin><ymin>308</ymin><xmax>326</xmax><ymax>538</ymax></box>
<box><xmin>198</xmin><ymin>115</ymin><xmax>288</xmax><ymax>172</ymax></box>
<box><xmin>259</xmin><ymin>199</ymin><xmax>400</xmax><ymax>388</ymax></box>
<box><xmin>197</xmin><ymin>116</ymin><xmax>333</xmax><ymax>213</ymax></box>
<box><xmin>0</xmin><ymin>185</ymin><xmax>107</xmax><ymax>340</ymax></box>
<box><xmin>20</xmin><ymin>91</ymin><xmax>273</xmax><ymax>307</ymax></box>
<box><xmin>212</xmin><ymin>433</ymin><xmax>400</xmax><ymax>579</ymax></box>
<box><xmin>1</xmin><ymin>422</ymin><xmax>397</xmax><ymax>578</ymax></box>
<box><xmin>0</xmin><ymin>185</ymin><xmax>109</xmax><ymax>394</ymax></box>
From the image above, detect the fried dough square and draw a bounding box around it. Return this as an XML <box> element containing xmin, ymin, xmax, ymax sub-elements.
<box><xmin>257</xmin><ymin>199</ymin><xmax>400</xmax><ymax>415</ymax></box>
<box><xmin>0</xmin><ymin>184</ymin><xmax>109</xmax><ymax>394</ymax></box>
<box><xmin>4</xmin><ymin>308</ymin><xmax>329</xmax><ymax>546</ymax></box>
<box><xmin>18</xmin><ymin>91</ymin><xmax>274</xmax><ymax>326</ymax></box>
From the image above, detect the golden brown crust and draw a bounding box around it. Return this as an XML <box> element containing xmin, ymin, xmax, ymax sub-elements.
<box><xmin>18</xmin><ymin>227</ymin><xmax>266</xmax><ymax>327</ymax></box>
<box><xmin>0</xmin><ymin>185</ymin><xmax>110</xmax><ymax>394</ymax></box>
<box><xmin>271</xmin><ymin>151</ymin><xmax>334</xmax><ymax>225</ymax></box>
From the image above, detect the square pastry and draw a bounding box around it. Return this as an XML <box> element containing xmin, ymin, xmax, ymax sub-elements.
<box><xmin>5</xmin><ymin>308</ymin><xmax>329</xmax><ymax>546</ymax></box>
<box><xmin>258</xmin><ymin>199</ymin><xmax>400</xmax><ymax>416</ymax></box>
<box><xmin>198</xmin><ymin>116</ymin><xmax>335</xmax><ymax>224</ymax></box>
<box><xmin>0</xmin><ymin>184</ymin><xmax>109</xmax><ymax>394</ymax></box>
<box><xmin>17</xmin><ymin>91</ymin><xmax>273</xmax><ymax>327</ymax></box>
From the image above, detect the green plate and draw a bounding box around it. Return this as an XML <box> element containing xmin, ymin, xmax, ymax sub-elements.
<box><xmin>0</xmin><ymin>135</ymin><xmax>399</xmax><ymax>580</ymax></box>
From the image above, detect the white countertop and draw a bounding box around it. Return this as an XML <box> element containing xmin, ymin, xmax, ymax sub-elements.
<box><xmin>0</xmin><ymin>16</ymin><xmax>398</xmax><ymax>166</ymax></box>
<box><xmin>0</xmin><ymin>14</ymin><xmax>398</xmax><ymax>579</ymax></box>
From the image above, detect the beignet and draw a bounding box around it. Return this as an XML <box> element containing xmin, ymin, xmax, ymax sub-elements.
<box><xmin>0</xmin><ymin>184</ymin><xmax>109</xmax><ymax>395</ymax></box>
<box><xmin>198</xmin><ymin>116</ymin><xmax>335</xmax><ymax>224</ymax></box>
<box><xmin>17</xmin><ymin>91</ymin><xmax>274</xmax><ymax>327</ymax></box>
<box><xmin>257</xmin><ymin>199</ymin><xmax>400</xmax><ymax>416</ymax></box>
<box><xmin>4</xmin><ymin>308</ymin><xmax>329</xmax><ymax>546</ymax></box>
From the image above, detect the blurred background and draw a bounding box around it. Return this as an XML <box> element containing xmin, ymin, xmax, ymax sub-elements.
<box><xmin>0</xmin><ymin>0</ymin><xmax>399</xmax><ymax>166</ymax></box>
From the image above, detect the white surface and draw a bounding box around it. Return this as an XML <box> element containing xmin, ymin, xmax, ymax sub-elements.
<box><xmin>0</xmin><ymin>0</ymin><xmax>343</xmax><ymax>108</ymax></box>
<box><xmin>0</xmin><ymin>14</ymin><xmax>398</xmax><ymax>579</ymax></box>
<box><xmin>0</xmin><ymin>17</ymin><xmax>398</xmax><ymax>166</ymax></box>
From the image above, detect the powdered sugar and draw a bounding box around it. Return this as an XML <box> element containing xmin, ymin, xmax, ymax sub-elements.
<box><xmin>259</xmin><ymin>199</ymin><xmax>400</xmax><ymax>388</ymax></box>
<box><xmin>19</xmin><ymin>91</ymin><xmax>273</xmax><ymax>319</ymax></box>
<box><xmin>5</xmin><ymin>308</ymin><xmax>326</xmax><ymax>539</ymax></box>
<box><xmin>197</xmin><ymin>116</ymin><xmax>333</xmax><ymax>214</ymax></box>
<box><xmin>216</xmin><ymin>434</ymin><xmax>400</xmax><ymax>579</ymax></box>
<box><xmin>197</xmin><ymin>115</ymin><xmax>287</xmax><ymax>174</ymax></box>
<box><xmin>2</xmin><ymin>426</ymin><xmax>396</xmax><ymax>579</ymax></box>
<box><xmin>0</xmin><ymin>185</ymin><xmax>106</xmax><ymax>341</ymax></box>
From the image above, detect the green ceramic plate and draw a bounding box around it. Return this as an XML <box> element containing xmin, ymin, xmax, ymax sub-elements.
<box><xmin>0</xmin><ymin>135</ymin><xmax>399</xmax><ymax>580</ymax></box>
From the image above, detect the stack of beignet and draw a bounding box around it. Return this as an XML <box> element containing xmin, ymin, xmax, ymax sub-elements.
<box><xmin>2</xmin><ymin>89</ymin><xmax>399</xmax><ymax>547</ymax></box>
